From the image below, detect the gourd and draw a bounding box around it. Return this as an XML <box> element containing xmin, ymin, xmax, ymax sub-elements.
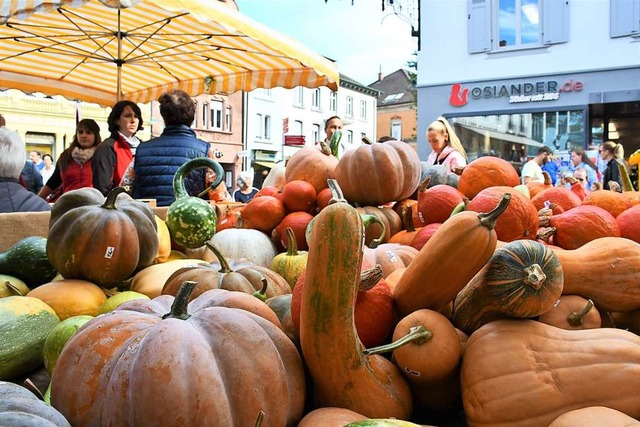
<box><xmin>553</xmin><ymin>237</ymin><xmax>640</xmax><ymax>311</ymax></box>
<box><xmin>549</xmin><ymin>406</ymin><xmax>640</xmax><ymax>427</ymax></box>
<box><xmin>420</xmin><ymin>163</ymin><xmax>460</xmax><ymax>188</ymax></box>
<box><xmin>299</xmin><ymin>179</ymin><xmax>412</xmax><ymax>419</ymax></box>
<box><xmin>0</xmin><ymin>236</ymin><xmax>57</xmax><ymax>288</ymax></box>
<box><xmin>537</xmin><ymin>295</ymin><xmax>601</xmax><ymax>330</ymax></box>
<box><xmin>0</xmin><ymin>381</ymin><xmax>70</xmax><ymax>427</ymax></box>
<box><xmin>269</xmin><ymin>227</ymin><xmax>308</xmax><ymax>290</ymax></box>
<box><xmin>166</xmin><ymin>157</ymin><xmax>224</xmax><ymax>249</ymax></box>
<box><xmin>42</xmin><ymin>315</ymin><xmax>94</xmax><ymax>376</ymax></box>
<box><xmin>0</xmin><ymin>296</ymin><xmax>60</xmax><ymax>380</ymax></box>
<box><xmin>129</xmin><ymin>258</ymin><xmax>207</xmax><ymax>298</ymax></box>
<box><xmin>452</xmin><ymin>240</ymin><xmax>564</xmax><ymax>335</ymax></box>
<box><xmin>47</xmin><ymin>187</ymin><xmax>158</xmax><ymax>287</ymax></box>
<box><xmin>0</xmin><ymin>274</ymin><xmax>30</xmax><ymax>298</ymax></box>
<box><xmin>393</xmin><ymin>194</ymin><xmax>511</xmax><ymax>317</ymax></box>
<box><xmin>51</xmin><ymin>281</ymin><xmax>306</xmax><ymax>427</ymax></box>
<box><xmin>461</xmin><ymin>319</ymin><xmax>640</xmax><ymax>427</ymax></box>
<box><xmin>27</xmin><ymin>280</ymin><xmax>107</xmax><ymax>320</ymax></box>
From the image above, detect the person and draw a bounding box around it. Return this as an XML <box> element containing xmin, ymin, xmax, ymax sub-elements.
<box><xmin>29</xmin><ymin>150</ymin><xmax>45</xmax><ymax>172</ymax></box>
<box><xmin>521</xmin><ymin>146</ymin><xmax>554</xmax><ymax>184</ymax></box>
<box><xmin>233</xmin><ymin>169</ymin><xmax>259</xmax><ymax>203</ymax></box>
<box><xmin>38</xmin><ymin>119</ymin><xmax>102</xmax><ymax>201</ymax></box>
<box><xmin>20</xmin><ymin>159</ymin><xmax>43</xmax><ymax>194</ymax></box>
<box><xmin>0</xmin><ymin>128</ymin><xmax>51</xmax><ymax>213</ymax></box>
<box><xmin>600</xmin><ymin>140</ymin><xmax>624</xmax><ymax>191</ymax></box>
<box><xmin>320</xmin><ymin>115</ymin><xmax>347</xmax><ymax>155</ymax></box>
<box><xmin>541</xmin><ymin>155</ymin><xmax>559</xmax><ymax>185</ymax></box>
<box><xmin>132</xmin><ymin>89</ymin><xmax>214</xmax><ymax>206</ymax></box>
<box><xmin>40</xmin><ymin>153</ymin><xmax>55</xmax><ymax>185</ymax></box>
<box><xmin>568</xmin><ymin>148</ymin><xmax>598</xmax><ymax>189</ymax></box>
<box><xmin>93</xmin><ymin>100</ymin><xmax>143</xmax><ymax>195</ymax></box>
<box><xmin>205</xmin><ymin>169</ymin><xmax>232</xmax><ymax>202</ymax></box>
<box><xmin>572</xmin><ymin>167</ymin><xmax>590</xmax><ymax>191</ymax></box>
<box><xmin>425</xmin><ymin>116</ymin><xmax>467</xmax><ymax>172</ymax></box>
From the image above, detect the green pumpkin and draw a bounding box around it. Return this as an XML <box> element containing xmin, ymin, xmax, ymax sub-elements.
<box><xmin>166</xmin><ymin>157</ymin><xmax>224</xmax><ymax>249</ymax></box>
<box><xmin>43</xmin><ymin>315</ymin><xmax>94</xmax><ymax>376</ymax></box>
<box><xmin>0</xmin><ymin>237</ymin><xmax>57</xmax><ymax>288</ymax></box>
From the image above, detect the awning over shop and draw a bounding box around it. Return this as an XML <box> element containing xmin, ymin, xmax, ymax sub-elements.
<box><xmin>253</xmin><ymin>161</ymin><xmax>276</xmax><ymax>169</ymax></box>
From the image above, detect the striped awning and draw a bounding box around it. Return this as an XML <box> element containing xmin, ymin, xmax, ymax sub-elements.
<box><xmin>0</xmin><ymin>0</ymin><xmax>339</xmax><ymax>107</ymax></box>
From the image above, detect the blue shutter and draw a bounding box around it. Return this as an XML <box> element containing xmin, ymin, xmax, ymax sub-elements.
<box><xmin>543</xmin><ymin>0</ymin><xmax>569</xmax><ymax>44</ymax></box>
<box><xmin>468</xmin><ymin>0</ymin><xmax>492</xmax><ymax>53</ymax></box>
<box><xmin>611</xmin><ymin>0</ymin><xmax>640</xmax><ymax>38</ymax></box>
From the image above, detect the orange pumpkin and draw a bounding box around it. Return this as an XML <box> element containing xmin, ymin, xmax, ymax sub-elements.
<box><xmin>240</xmin><ymin>195</ymin><xmax>286</xmax><ymax>233</ymax></box>
<box><xmin>617</xmin><ymin>204</ymin><xmax>640</xmax><ymax>243</ymax></box>
<box><xmin>279</xmin><ymin>179</ymin><xmax>316</xmax><ymax>213</ymax></box>
<box><xmin>457</xmin><ymin>157</ymin><xmax>520</xmax><ymax>199</ymax></box>
<box><xmin>549</xmin><ymin>406</ymin><xmax>640</xmax><ymax>427</ymax></box>
<box><xmin>537</xmin><ymin>295</ymin><xmax>601</xmax><ymax>330</ymax></box>
<box><xmin>285</xmin><ymin>142</ymin><xmax>338</xmax><ymax>193</ymax></box>
<box><xmin>549</xmin><ymin>205</ymin><xmax>620</xmax><ymax>249</ymax></box>
<box><xmin>335</xmin><ymin>140</ymin><xmax>422</xmax><ymax>206</ymax></box>
<box><xmin>531</xmin><ymin>187</ymin><xmax>582</xmax><ymax>212</ymax></box>
<box><xmin>417</xmin><ymin>183</ymin><xmax>465</xmax><ymax>225</ymax></box>
<box><xmin>272</xmin><ymin>211</ymin><xmax>314</xmax><ymax>252</ymax></box>
<box><xmin>362</xmin><ymin>242</ymin><xmax>418</xmax><ymax>279</ymax></box>
<box><xmin>582</xmin><ymin>189</ymin><xmax>631</xmax><ymax>217</ymax></box>
<box><xmin>410</xmin><ymin>223</ymin><xmax>442</xmax><ymax>251</ymax></box>
<box><xmin>526</xmin><ymin>171</ymin><xmax>554</xmax><ymax>198</ymax></box>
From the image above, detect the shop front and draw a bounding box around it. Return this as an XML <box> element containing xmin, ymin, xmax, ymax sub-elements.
<box><xmin>418</xmin><ymin>68</ymin><xmax>640</xmax><ymax>179</ymax></box>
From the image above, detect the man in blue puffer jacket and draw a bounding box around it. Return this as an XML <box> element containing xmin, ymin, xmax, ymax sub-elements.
<box><xmin>133</xmin><ymin>90</ymin><xmax>214</xmax><ymax>206</ymax></box>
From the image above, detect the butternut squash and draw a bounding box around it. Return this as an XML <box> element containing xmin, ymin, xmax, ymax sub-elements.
<box><xmin>462</xmin><ymin>319</ymin><xmax>640</xmax><ymax>427</ymax></box>
<box><xmin>393</xmin><ymin>194</ymin><xmax>511</xmax><ymax>317</ymax></box>
<box><xmin>538</xmin><ymin>295</ymin><xmax>602</xmax><ymax>330</ymax></box>
<box><xmin>299</xmin><ymin>179</ymin><xmax>412</xmax><ymax>419</ymax></box>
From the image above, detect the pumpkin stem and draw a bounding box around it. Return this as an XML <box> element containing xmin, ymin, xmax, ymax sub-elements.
<box><xmin>536</xmin><ymin>227</ymin><xmax>556</xmax><ymax>243</ymax></box>
<box><xmin>5</xmin><ymin>281</ymin><xmax>24</xmax><ymax>296</ymax></box>
<box><xmin>173</xmin><ymin>157</ymin><xmax>224</xmax><ymax>200</ymax></box>
<box><xmin>162</xmin><ymin>281</ymin><xmax>197</xmax><ymax>320</ymax></box>
<box><xmin>417</xmin><ymin>177</ymin><xmax>431</xmax><ymax>192</ymax></box>
<box><xmin>541</xmin><ymin>171</ymin><xmax>553</xmax><ymax>186</ymax></box>
<box><xmin>23</xmin><ymin>378</ymin><xmax>45</xmax><ymax>401</ymax></box>
<box><xmin>477</xmin><ymin>193</ymin><xmax>511</xmax><ymax>229</ymax></box>
<box><xmin>359</xmin><ymin>264</ymin><xmax>383</xmax><ymax>292</ymax></box>
<box><xmin>102</xmin><ymin>186</ymin><xmax>128</xmax><ymax>209</ymax></box>
<box><xmin>253</xmin><ymin>278</ymin><xmax>269</xmax><ymax>302</ymax></box>
<box><xmin>361</xmin><ymin>214</ymin><xmax>386</xmax><ymax>249</ymax></box>
<box><xmin>567</xmin><ymin>299</ymin><xmax>595</xmax><ymax>327</ymax></box>
<box><xmin>449</xmin><ymin>198</ymin><xmax>468</xmax><ymax>218</ymax></box>
<box><xmin>318</xmin><ymin>141</ymin><xmax>332</xmax><ymax>156</ymax></box>
<box><xmin>204</xmin><ymin>242</ymin><xmax>234</xmax><ymax>273</ymax></box>
<box><xmin>401</xmin><ymin>206</ymin><xmax>416</xmax><ymax>233</ymax></box>
<box><xmin>362</xmin><ymin>325</ymin><xmax>433</xmax><ymax>356</ymax></box>
<box><xmin>327</xmin><ymin>179</ymin><xmax>346</xmax><ymax>204</ymax></box>
<box><xmin>523</xmin><ymin>264</ymin><xmax>546</xmax><ymax>290</ymax></box>
<box><xmin>284</xmin><ymin>227</ymin><xmax>299</xmax><ymax>256</ymax></box>
<box><xmin>254</xmin><ymin>410</ymin><xmax>265</xmax><ymax>427</ymax></box>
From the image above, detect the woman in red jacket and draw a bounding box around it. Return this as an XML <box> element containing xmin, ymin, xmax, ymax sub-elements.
<box><xmin>38</xmin><ymin>119</ymin><xmax>102</xmax><ymax>202</ymax></box>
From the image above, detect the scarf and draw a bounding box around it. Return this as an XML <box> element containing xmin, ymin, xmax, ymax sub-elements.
<box><xmin>119</xmin><ymin>132</ymin><xmax>141</xmax><ymax>155</ymax></box>
<box><xmin>71</xmin><ymin>146</ymin><xmax>96</xmax><ymax>165</ymax></box>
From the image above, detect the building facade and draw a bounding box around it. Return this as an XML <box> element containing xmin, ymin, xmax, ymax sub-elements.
<box><xmin>369</xmin><ymin>69</ymin><xmax>418</xmax><ymax>146</ymax></box>
<box><xmin>244</xmin><ymin>73</ymin><xmax>379</xmax><ymax>188</ymax></box>
<box><xmin>417</xmin><ymin>0</ymin><xmax>640</xmax><ymax>173</ymax></box>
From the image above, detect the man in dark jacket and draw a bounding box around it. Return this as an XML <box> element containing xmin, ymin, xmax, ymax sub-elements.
<box><xmin>133</xmin><ymin>90</ymin><xmax>214</xmax><ymax>206</ymax></box>
<box><xmin>20</xmin><ymin>160</ymin><xmax>43</xmax><ymax>194</ymax></box>
<box><xmin>0</xmin><ymin>128</ymin><xmax>51</xmax><ymax>213</ymax></box>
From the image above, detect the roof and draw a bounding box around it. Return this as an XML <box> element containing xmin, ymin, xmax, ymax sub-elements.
<box><xmin>339</xmin><ymin>73</ymin><xmax>380</xmax><ymax>97</ymax></box>
<box><xmin>369</xmin><ymin>69</ymin><xmax>415</xmax><ymax>106</ymax></box>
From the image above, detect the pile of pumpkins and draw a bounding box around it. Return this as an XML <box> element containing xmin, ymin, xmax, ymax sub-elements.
<box><xmin>2</xmin><ymin>140</ymin><xmax>640</xmax><ymax>427</ymax></box>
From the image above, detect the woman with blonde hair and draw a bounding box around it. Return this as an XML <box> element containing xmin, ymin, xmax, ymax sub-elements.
<box><xmin>426</xmin><ymin>116</ymin><xmax>467</xmax><ymax>172</ymax></box>
<box><xmin>600</xmin><ymin>140</ymin><xmax>624</xmax><ymax>190</ymax></box>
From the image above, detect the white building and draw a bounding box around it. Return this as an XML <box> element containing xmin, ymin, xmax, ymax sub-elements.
<box><xmin>417</xmin><ymin>0</ymin><xmax>640</xmax><ymax>167</ymax></box>
<box><xmin>244</xmin><ymin>74</ymin><xmax>379</xmax><ymax>188</ymax></box>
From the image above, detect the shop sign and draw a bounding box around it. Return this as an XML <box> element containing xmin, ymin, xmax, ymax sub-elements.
<box><xmin>449</xmin><ymin>79</ymin><xmax>583</xmax><ymax>107</ymax></box>
<box><xmin>284</xmin><ymin>135</ymin><xmax>305</xmax><ymax>146</ymax></box>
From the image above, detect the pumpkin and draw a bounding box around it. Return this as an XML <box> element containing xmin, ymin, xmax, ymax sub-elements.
<box><xmin>42</xmin><ymin>315</ymin><xmax>94</xmax><ymax>376</ymax></box>
<box><xmin>129</xmin><ymin>258</ymin><xmax>207</xmax><ymax>299</ymax></box>
<box><xmin>467</xmin><ymin>186</ymin><xmax>538</xmax><ymax>242</ymax></box>
<box><xmin>461</xmin><ymin>319</ymin><xmax>640</xmax><ymax>427</ymax></box>
<box><xmin>27</xmin><ymin>279</ymin><xmax>107</xmax><ymax>320</ymax></box>
<box><xmin>269</xmin><ymin>227</ymin><xmax>308</xmax><ymax>290</ymax></box>
<box><xmin>298</xmin><ymin>408</ymin><xmax>368</xmax><ymax>427</ymax></box>
<box><xmin>272</xmin><ymin>211</ymin><xmax>315</xmax><ymax>252</ymax></box>
<box><xmin>393</xmin><ymin>198</ymin><xmax>423</xmax><ymax>228</ymax></box>
<box><xmin>265</xmin><ymin>294</ymin><xmax>296</xmax><ymax>342</ymax></box>
<box><xmin>582</xmin><ymin>189</ymin><xmax>631</xmax><ymax>218</ymax></box>
<box><xmin>208</xmin><ymin>228</ymin><xmax>278</xmax><ymax>267</ymax></box>
<box><xmin>525</xmin><ymin>170</ymin><xmax>553</xmax><ymax>198</ymax></box>
<box><xmin>0</xmin><ymin>381</ymin><xmax>70</xmax><ymax>427</ymax></box>
<box><xmin>315</xmin><ymin>186</ymin><xmax>333</xmax><ymax>212</ymax></box>
<box><xmin>216</xmin><ymin>205</ymin><xmax>243</xmax><ymax>231</ymax></box>
<box><xmin>285</xmin><ymin>142</ymin><xmax>338</xmax><ymax>193</ymax></box>
<box><xmin>0</xmin><ymin>236</ymin><xmax>57</xmax><ymax>288</ymax></box>
<box><xmin>165</xmin><ymin>158</ymin><xmax>224</xmax><ymax>249</ymax></box>
<box><xmin>362</xmin><ymin>243</ymin><xmax>418</xmax><ymax>279</ymax></box>
<box><xmin>162</xmin><ymin>243</ymin><xmax>290</xmax><ymax>301</ymax></box>
<box><xmin>610</xmin><ymin>310</ymin><xmax>640</xmax><ymax>335</ymax></box>
<box><xmin>616</xmin><ymin>204</ymin><xmax>640</xmax><ymax>243</ymax></box>
<box><xmin>409</xmin><ymin>223</ymin><xmax>442</xmax><ymax>251</ymax></box>
<box><xmin>0</xmin><ymin>274</ymin><xmax>29</xmax><ymax>298</ymax></box>
<box><xmin>417</xmin><ymin>182</ymin><xmax>465</xmax><ymax>225</ymax></box>
<box><xmin>153</xmin><ymin>215</ymin><xmax>172</xmax><ymax>264</ymax></box>
<box><xmin>549</xmin><ymin>406</ymin><xmax>640</xmax><ymax>427</ymax></box>
<box><xmin>553</xmin><ymin>237</ymin><xmax>640</xmax><ymax>312</ymax></box>
<box><xmin>47</xmin><ymin>186</ymin><xmax>158</xmax><ymax>287</ymax></box>
<box><xmin>356</xmin><ymin>206</ymin><xmax>394</xmax><ymax>246</ymax></box>
<box><xmin>261</xmin><ymin>160</ymin><xmax>286</xmax><ymax>190</ymax></box>
<box><xmin>388</xmin><ymin>207</ymin><xmax>421</xmax><ymax>245</ymax></box>
<box><xmin>549</xmin><ymin>205</ymin><xmax>620</xmax><ymax>249</ymax></box>
<box><xmin>393</xmin><ymin>194</ymin><xmax>511</xmax><ymax>317</ymax></box>
<box><xmin>420</xmin><ymin>163</ymin><xmax>460</xmax><ymax>188</ymax></box>
<box><xmin>280</xmin><ymin>179</ymin><xmax>316</xmax><ymax>212</ymax></box>
<box><xmin>537</xmin><ymin>295</ymin><xmax>601</xmax><ymax>330</ymax></box>
<box><xmin>530</xmin><ymin>187</ymin><xmax>582</xmax><ymax>212</ymax></box>
<box><xmin>452</xmin><ymin>240</ymin><xmax>564</xmax><ymax>335</ymax></box>
<box><xmin>51</xmin><ymin>281</ymin><xmax>306</xmax><ymax>427</ymax></box>
<box><xmin>240</xmin><ymin>195</ymin><xmax>286</xmax><ymax>233</ymax></box>
<box><xmin>299</xmin><ymin>179</ymin><xmax>412</xmax><ymax>419</ymax></box>
<box><xmin>335</xmin><ymin>140</ymin><xmax>422</xmax><ymax>206</ymax></box>
<box><xmin>457</xmin><ymin>156</ymin><xmax>520</xmax><ymax>199</ymax></box>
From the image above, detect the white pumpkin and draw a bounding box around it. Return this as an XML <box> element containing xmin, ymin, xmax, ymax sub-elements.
<box><xmin>207</xmin><ymin>228</ymin><xmax>278</xmax><ymax>267</ymax></box>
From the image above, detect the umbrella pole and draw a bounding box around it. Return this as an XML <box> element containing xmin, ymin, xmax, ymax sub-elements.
<box><xmin>116</xmin><ymin>8</ymin><xmax>122</xmax><ymax>102</ymax></box>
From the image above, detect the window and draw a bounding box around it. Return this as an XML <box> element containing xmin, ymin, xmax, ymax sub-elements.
<box><xmin>202</xmin><ymin>103</ymin><xmax>208</xmax><ymax>128</ymax></box>
<box><xmin>468</xmin><ymin>0</ymin><xmax>568</xmax><ymax>53</ymax></box>
<box><xmin>293</xmin><ymin>120</ymin><xmax>303</xmax><ymax>135</ymax></box>
<box><xmin>225</xmin><ymin>106</ymin><xmax>232</xmax><ymax>132</ymax></box>
<box><xmin>256</xmin><ymin>113</ymin><xmax>263</xmax><ymax>139</ymax></box>
<box><xmin>346</xmin><ymin>96</ymin><xmax>354</xmax><ymax>118</ymax></box>
<box><xmin>611</xmin><ymin>0</ymin><xmax>640</xmax><ymax>37</ymax></box>
<box><xmin>264</xmin><ymin>115</ymin><xmax>271</xmax><ymax>140</ymax></box>
<box><xmin>360</xmin><ymin>100</ymin><xmax>367</xmax><ymax>120</ymax></box>
<box><xmin>391</xmin><ymin>121</ymin><xmax>402</xmax><ymax>140</ymax></box>
<box><xmin>312</xmin><ymin>89</ymin><xmax>321</xmax><ymax>110</ymax></box>
<box><xmin>210</xmin><ymin>100</ymin><xmax>223</xmax><ymax>130</ymax></box>
<box><xmin>329</xmin><ymin>91</ymin><xmax>337</xmax><ymax>112</ymax></box>
<box><xmin>312</xmin><ymin>124</ymin><xmax>321</xmax><ymax>143</ymax></box>
<box><xmin>347</xmin><ymin>130</ymin><xmax>353</xmax><ymax>145</ymax></box>
<box><xmin>294</xmin><ymin>87</ymin><xmax>304</xmax><ymax>107</ymax></box>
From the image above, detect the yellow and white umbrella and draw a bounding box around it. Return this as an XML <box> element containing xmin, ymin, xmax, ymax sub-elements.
<box><xmin>0</xmin><ymin>0</ymin><xmax>339</xmax><ymax>106</ymax></box>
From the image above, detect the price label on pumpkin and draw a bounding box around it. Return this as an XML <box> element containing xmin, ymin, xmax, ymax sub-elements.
<box><xmin>104</xmin><ymin>246</ymin><xmax>115</xmax><ymax>259</ymax></box>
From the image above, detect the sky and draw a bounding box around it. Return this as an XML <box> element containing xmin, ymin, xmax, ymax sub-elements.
<box><xmin>235</xmin><ymin>0</ymin><xmax>419</xmax><ymax>86</ymax></box>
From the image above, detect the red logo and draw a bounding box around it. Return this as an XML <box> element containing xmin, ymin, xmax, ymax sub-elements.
<box><xmin>449</xmin><ymin>83</ymin><xmax>469</xmax><ymax>107</ymax></box>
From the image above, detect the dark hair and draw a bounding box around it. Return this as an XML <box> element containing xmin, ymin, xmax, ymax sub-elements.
<box><xmin>537</xmin><ymin>146</ymin><xmax>554</xmax><ymax>156</ymax></box>
<box><xmin>42</xmin><ymin>153</ymin><xmax>53</xmax><ymax>162</ymax></box>
<box><xmin>572</xmin><ymin>147</ymin><xmax>598</xmax><ymax>171</ymax></box>
<box><xmin>0</xmin><ymin>114</ymin><xmax>5</xmax><ymax>127</ymax></box>
<box><xmin>107</xmin><ymin>100</ymin><xmax>143</xmax><ymax>138</ymax></box>
<box><xmin>158</xmin><ymin>90</ymin><xmax>195</xmax><ymax>126</ymax></box>
<box><xmin>324</xmin><ymin>115</ymin><xmax>342</xmax><ymax>130</ymax></box>
<box><xmin>30</xmin><ymin>150</ymin><xmax>42</xmax><ymax>157</ymax></box>
<box><xmin>58</xmin><ymin>119</ymin><xmax>102</xmax><ymax>169</ymax></box>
